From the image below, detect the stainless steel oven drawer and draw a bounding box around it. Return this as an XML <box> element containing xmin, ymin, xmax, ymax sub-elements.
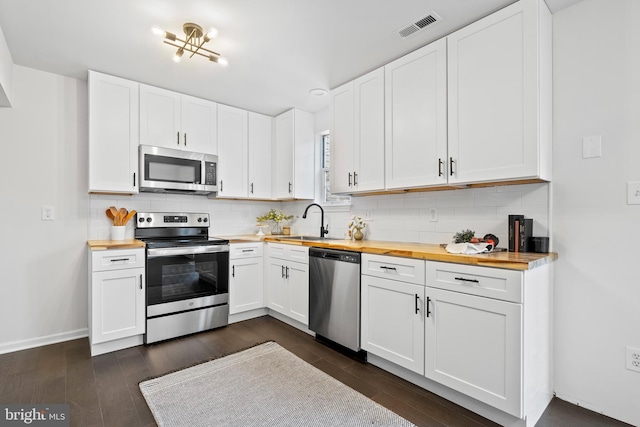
<box><xmin>145</xmin><ymin>304</ymin><xmax>229</xmax><ymax>344</ymax></box>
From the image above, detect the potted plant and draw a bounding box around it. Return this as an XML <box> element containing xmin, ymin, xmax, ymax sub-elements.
<box><xmin>348</xmin><ymin>215</ymin><xmax>366</xmax><ymax>240</ymax></box>
<box><xmin>256</xmin><ymin>209</ymin><xmax>294</xmax><ymax>235</ymax></box>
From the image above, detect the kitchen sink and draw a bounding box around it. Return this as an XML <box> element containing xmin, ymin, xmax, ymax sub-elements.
<box><xmin>275</xmin><ymin>235</ymin><xmax>344</xmax><ymax>241</ymax></box>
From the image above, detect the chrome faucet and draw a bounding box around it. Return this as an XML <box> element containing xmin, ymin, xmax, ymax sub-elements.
<box><xmin>302</xmin><ymin>203</ymin><xmax>329</xmax><ymax>238</ymax></box>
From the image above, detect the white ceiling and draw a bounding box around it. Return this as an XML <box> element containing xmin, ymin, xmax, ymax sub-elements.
<box><xmin>0</xmin><ymin>0</ymin><xmax>581</xmax><ymax>116</ymax></box>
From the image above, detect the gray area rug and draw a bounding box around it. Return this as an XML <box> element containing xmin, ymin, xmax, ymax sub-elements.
<box><xmin>139</xmin><ymin>341</ymin><xmax>416</xmax><ymax>426</ymax></box>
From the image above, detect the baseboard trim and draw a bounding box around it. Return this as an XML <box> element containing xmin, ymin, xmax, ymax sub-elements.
<box><xmin>0</xmin><ymin>328</ymin><xmax>88</xmax><ymax>355</ymax></box>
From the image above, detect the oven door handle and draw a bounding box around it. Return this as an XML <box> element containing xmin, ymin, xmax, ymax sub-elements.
<box><xmin>147</xmin><ymin>245</ymin><xmax>230</xmax><ymax>258</ymax></box>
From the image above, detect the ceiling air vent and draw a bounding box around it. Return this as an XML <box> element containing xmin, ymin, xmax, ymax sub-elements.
<box><xmin>396</xmin><ymin>11</ymin><xmax>443</xmax><ymax>39</ymax></box>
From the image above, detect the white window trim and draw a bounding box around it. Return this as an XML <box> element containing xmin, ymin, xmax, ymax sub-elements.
<box><xmin>315</xmin><ymin>130</ymin><xmax>351</xmax><ymax>210</ymax></box>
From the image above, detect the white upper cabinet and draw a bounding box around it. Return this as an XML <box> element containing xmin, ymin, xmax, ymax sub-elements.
<box><xmin>139</xmin><ymin>84</ymin><xmax>217</xmax><ymax>154</ymax></box>
<box><xmin>273</xmin><ymin>108</ymin><xmax>315</xmax><ymax>199</ymax></box>
<box><xmin>88</xmin><ymin>71</ymin><xmax>139</xmax><ymax>194</ymax></box>
<box><xmin>248</xmin><ymin>112</ymin><xmax>273</xmax><ymax>199</ymax></box>
<box><xmin>331</xmin><ymin>67</ymin><xmax>385</xmax><ymax>194</ymax></box>
<box><xmin>447</xmin><ymin>0</ymin><xmax>551</xmax><ymax>184</ymax></box>
<box><xmin>217</xmin><ymin>104</ymin><xmax>248</xmax><ymax>198</ymax></box>
<box><xmin>385</xmin><ymin>38</ymin><xmax>448</xmax><ymax>190</ymax></box>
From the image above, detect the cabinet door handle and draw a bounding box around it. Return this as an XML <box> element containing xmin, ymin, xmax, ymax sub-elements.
<box><xmin>177</xmin><ymin>131</ymin><xmax>180</xmax><ymax>146</ymax></box>
<box><xmin>133</xmin><ymin>172</ymin><xmax>136</xmax><ymax>187</ymax></box>
<box><xmin>438</xmin><ymin>158</ymin><xmax>443</xmax><ymax>177</ymax></box>
<box><xmin>415</xmin><ymin>294</ymin><xmax>420</xmax><ymax>314</ymax></box>
<box><xmin>449</xmin><ymin>157</ymin><xmax>455</xmax><ymax>176</ymax></box>
<box><xmin>455</xmin><ymin>277</ymin><xmax>480</xmax><ymax>284</ymax></box>
<box><xmin>110</xmin><ymin>258</ymin><xmax>130</xmax><ymax>262</ymax></box>
<box><xmin>379</xmin><ymin>266</ymin><xmax>397</xmax><ymax>271</ymax></box>
<box><xmin>285</xmin><ymin>266</ymin><xmax>290</xmax><ymax>279</ymax></box>
<box><xmin>348</xmin><ymin>172</ymin><xmax>352</xmax><ymax>187</ymax></box>
<box><xmin>281</xmin><ymin>265</ymin><xmax>285</xmax><ymax>278</ymax></box>
<box><xmin>232</xmin><ymin>265</ymin><xmax>235</xmax><ymax>277</ymax></box>
<box><xmin>288</xmin><ymin>182</ymin><xmax>292</xmax><ymax>194</ymax></box>
<box><xmin>220</xmin><ymin>180</ymin><xmax>223</xmax><ymax>192</ymax></box>
<box><xmin>184</xmin><ymin>133</ymin><xmax>187</xmax><ymax>146</ymax></box>
<box><xmin>139</xmin><ymin>274</ymin><xmax>143</xmax><ymax>290</ymax></box>
<box><xmin>426</xmin><ymin>296</ymin><xmax>432</xmax><ymax>317</ymax></box>
<box><xmin>353</xmin><ymin>171</ymin><xmax>358</xmax><ymax>186</ymax></box>
<box><xmin>250</xmin><ymin>183</ymin><xmax>254</xmax><ymax>194</ymax></box>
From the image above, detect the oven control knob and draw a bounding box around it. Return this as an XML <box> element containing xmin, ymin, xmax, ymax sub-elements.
<box><xmin>197</xmin><ymin>217</ymin><xmax>202</xmax><ymax>223</ymax></box>
<box><xmin>146</xmin><ymin>217</ymin><xmax>152</xmax><ymax>223</ymax></box>
<box><xmin>203</xmin><ymin>217</ymin><xmax>208</xmax><ymax>223</ymax></box>
<box><xmin>138</xmin><ymin>217</ymin><xmax>145</xmax><ymax>223</ymax></box>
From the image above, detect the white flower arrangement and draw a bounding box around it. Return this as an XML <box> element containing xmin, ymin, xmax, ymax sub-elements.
<box><xmin>348</xmin><ymin>215</ymin><xmax>366</xmax><ymax>232</ymax></box>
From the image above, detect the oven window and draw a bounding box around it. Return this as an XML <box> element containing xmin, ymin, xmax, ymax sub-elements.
<box><xmin>147</xmin><ymin>253</ymin><xmax>229</xmax><ymax>306</ymax></box>
<box><xmin>145</xmin><ymin>154</ymin><xmax>201</xmax><ymax>184</ymax></box>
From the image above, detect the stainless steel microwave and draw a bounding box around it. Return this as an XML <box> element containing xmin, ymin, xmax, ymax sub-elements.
<box><xmin>139</xmin><ymin>145</ymin><xmax>217</xmax><ymax>195</ymax></box>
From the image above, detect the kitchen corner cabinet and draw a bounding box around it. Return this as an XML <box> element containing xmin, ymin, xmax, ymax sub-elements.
<box><xmin>229</xmin><ymin>243</ymin><xmax>264</xmax><ymax>314</ymax></box>
<box><xmin>447</xmin><ymin>0</ymin><xmax>552</xmax><ymax>184</ymax></box>
<box><xmin>217</xmin><ymin>105</ymin><xmax>248</xmax><ymax>198</ymax></box>
<box><xmin>265</xmin><ymin>243</ymin><xmax>309</xmax><ymax>325</ymax></box>
<box><xmin>273</xmin><ymin>108</ymin><xmax>315</xmax><ymax>200</ymax></box>
<box><xmin>88</xmin><ymin>248</ymin><xmax>145</xmax><ymax>356</ymax></box>
<box><xmin>361</xmin><ymin>254</ymin><xmax>426</xmax><ymax>374</ymax></box>
<box><xmin>248</xmin><ymin>112</ymin><xmax>273</xmax><ymax>199</ymax></box>
<box><xmin>331</xmin><ymin>67</ymin><xmax>385</xmax><ymax>194</ymax></box>
<box><xmin>384</xmin><ymin>38</ymin><xmax>447</xmax><ymax>190</ymax></box>
<box><xmin>88</xmin><ymin>71</ymin><xmax>139</xmax><ymax>194</ymax></box>
<box><xmin>139</xmin><ymin>84</ymin><xmax>218</xmax><ymax>154</ymax></box>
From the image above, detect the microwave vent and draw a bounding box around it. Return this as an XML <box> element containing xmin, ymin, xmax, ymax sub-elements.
<box><xmin>396</xmin><ymin>11</ymin><xmax>443</xmax><ymax>39</ymax></box>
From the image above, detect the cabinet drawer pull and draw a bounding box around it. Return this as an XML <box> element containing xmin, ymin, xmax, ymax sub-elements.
<box><xmin>139</xmin><ymin>274</ymin><xmax>143</xmax><ymax>290</ymax></box>
<box><xmin>379</xmin><ymin>266</ymin><xmax>397</xmax><ymax>271</ymax></box>
<box><xmin>110</xmin><ymin>258</ymin><xmax>130</xmax><ymax>262</ymax></box>
<box><xmin>241</xmin><ymin>249</ymin><xmax>254</xmax><ymax>253</ymax></box>
<box><xmin>426</xmin><ymin>296</ymin><xmax>431</xmax><ymax>317</ymax></box>
<box><xmin>455</xmin><ymin>277</ymin><xmax>480</xmax><ymax>283</ymax></box>
<box><xmin>415</xmin><ymin>294</ymin><xmax>420</xmax><ymax>314</ymax></box>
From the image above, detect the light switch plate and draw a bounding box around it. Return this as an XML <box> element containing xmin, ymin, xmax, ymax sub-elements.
<box><xmin>582</xmin><ymin>135</ymin><xmax>602</xmax><ymax>158</ymax></box>
<box><xmin>42</xmin><ymin>205</ymin><xmax>55</xmax><ymax>221</ymax></box>
<box><xmin>628</xmin><ymin>182</ymin><xmax>640</xmax><ymax>205</ymax></box>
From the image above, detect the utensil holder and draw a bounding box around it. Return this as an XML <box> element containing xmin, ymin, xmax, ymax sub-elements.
<box><xmin>111</xmin><ymin>226</ymin><xmax>126</xmax><ymax>241</ymax></box>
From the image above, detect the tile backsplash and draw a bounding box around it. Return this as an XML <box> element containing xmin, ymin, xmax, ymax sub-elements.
<box><xmin>90</xmin><ymin>183</ymin><xmax>549</xmax><ymax>249</ymax></box>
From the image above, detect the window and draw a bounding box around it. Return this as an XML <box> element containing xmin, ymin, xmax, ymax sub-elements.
<box><xmin>320</xmin><ymin>132</ymin><xmax>351</xmax><ymax>206</ymax></box>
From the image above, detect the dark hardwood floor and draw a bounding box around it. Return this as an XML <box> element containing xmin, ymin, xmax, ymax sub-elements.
<box><xmin>0</xmin><ymin>316</ymin><xmax>631</xmax><ymax>427</ymax></box>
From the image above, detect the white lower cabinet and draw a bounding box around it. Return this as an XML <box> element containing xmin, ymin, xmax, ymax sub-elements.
<box><xmin>361</xmin><ymin>274</ymin><xmax>424</xmax><ymax>374</ymax></box>
<box><xmin>89</xmin><ymin>248</ymin><xmax>145</xmax><ymax>356</ymax></box>
<box><xmin>265</xmin><ymin>243</ymin><xmax>309</xmax><ymax>325</ymax></box>
<box><xmin>229</xmin><ymin>243</ymin><xmax>264</xmax><ymax>315</ymax></box>
<box><xmin>424</xmin><ymin>286</ymin><xmax>522</xmax><ymax>417</ymax></box>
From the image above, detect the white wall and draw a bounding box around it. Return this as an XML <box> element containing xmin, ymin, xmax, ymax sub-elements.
<box><xmin>0</xmin><ymin>65</ymin><xmax>88</xmax><ymax>352</ymax></box>
<box><xmin>0</xmin><ymin>24</ymin><xmax>13</xmax><ymax>106</ymax></box>
<box><xmin>553</xmin><ymin>1</ymin><xmax>640</xmax><ymax>425</ymax></box>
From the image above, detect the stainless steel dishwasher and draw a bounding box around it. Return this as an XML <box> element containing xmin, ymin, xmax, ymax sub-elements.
<box><xmin>309</xmin><ymin>248</ymin><xmax>362</xmax><ymax>352</ymax></box>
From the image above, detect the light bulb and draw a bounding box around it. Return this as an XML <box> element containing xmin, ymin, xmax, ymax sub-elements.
<box><xmin>217</xmin><ymin>56</ymin><xmax>228</xmax><ymax>67</ymax></box>
<box><xmin>151</xmin><ymin>25</ymin><xmax>165</xmax><ymax>37</ymax></box>
<box><xmin>173</xmin><ymin>49</ymin><xmax>184</xmax><ymax>63</ymax></box>
<box><xmin>206</xmin><ymin>27</ymin><xmax>219</xmax><ymax>39</ymax></box>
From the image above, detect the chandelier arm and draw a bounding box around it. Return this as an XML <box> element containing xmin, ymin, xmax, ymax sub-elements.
<box><xmin>164</xmin><ymin>40</ymin><xmax>220</xmax><ymax>57</ymax></box>
<box><xmin>189</xmin><ymin>40</ymin><xmax>207</xmax><ymax>58</ymax></box>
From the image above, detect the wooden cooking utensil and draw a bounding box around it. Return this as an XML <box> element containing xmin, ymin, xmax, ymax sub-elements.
<box><xmin>122</xmin><ymin>210</ymin><xmax>137</xmax><ymax>226</ymax></box>
<box><xmin>106</xmin><ymin>208</ymin><xmax>115</xmax><ymax>224</ymax></box>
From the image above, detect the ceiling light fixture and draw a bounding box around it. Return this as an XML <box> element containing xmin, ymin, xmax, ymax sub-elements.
<box><xmin>309</xmin><ymin>88</ymin><xmax>328</xmax><ymax>96</ymax></box>
<box><xmin>152</xmin><ymin>23</ymin><xmax>228</xmax><ymax>66</ymax></box>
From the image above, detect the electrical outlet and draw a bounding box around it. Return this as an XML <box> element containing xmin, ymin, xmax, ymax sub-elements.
<box><xmin>41</xmin><ymin>205</ymin><xmax>54</xmax><ymax>221</ymax></box>
<box><xmin>626</xmin><ymin>346</ymin><xmax>640</xmax><ymax>373</ymax></box>
<box><xmin>364</xmin><ymin>211</ymin><xmax>374</xmax><ymax>221</ymax></box>
<box><xmin>428</xmin><ymin>207</ymin><xmax>438</xmax><ymax>222</ymax></box>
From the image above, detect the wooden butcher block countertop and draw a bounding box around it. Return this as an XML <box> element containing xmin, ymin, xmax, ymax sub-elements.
<box><xmin>263</xmin><ymin>236</ymin><xmax>557</xmax><ymax>271</ymax></box>
<box><xmin>87</xmin><ymin>239</ymin><xmax>146</xmax><ymax>250</ymax></box>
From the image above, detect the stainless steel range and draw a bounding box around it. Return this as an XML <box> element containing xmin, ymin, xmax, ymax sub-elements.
<box><xmin>134</xmin><ymin>212</ymin><xmax>229</xmax><ymax>344</ymax></box>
